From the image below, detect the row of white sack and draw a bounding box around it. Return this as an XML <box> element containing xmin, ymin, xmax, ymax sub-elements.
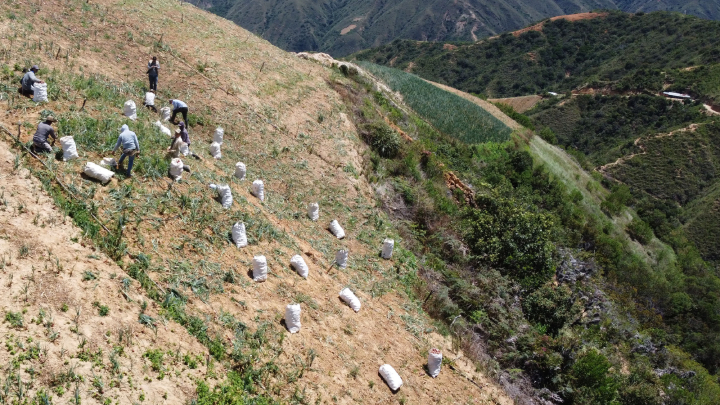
<box><xmin>379</xmin><ymin>351</ymin><xmax>444</xmax><ymax>392</ymax></box>
<box><xmin>281</xmin><ymin>288</ymin><xmax>360</xmax><ymax>333</ymax></box>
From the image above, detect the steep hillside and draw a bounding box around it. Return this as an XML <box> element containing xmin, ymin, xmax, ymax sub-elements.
<box><xmin>352</xmin><ymin>11</ymin><xmax>720</xmax><ymax>97</ymax></box>
<box><xmin>187</xmin><ymin>0</ymin><xmax>720</xmax><ymax>56</ymax></box>
<box><xmin>0</xmin><ymin>0</ymin><xmax>513</xmax><ymax>403</ymax></box>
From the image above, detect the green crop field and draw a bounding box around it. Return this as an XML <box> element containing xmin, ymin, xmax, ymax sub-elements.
<box><xmin>358</xmin><ymin>62</ymin><xmax>512</xmax><ymax>144</ymax></box>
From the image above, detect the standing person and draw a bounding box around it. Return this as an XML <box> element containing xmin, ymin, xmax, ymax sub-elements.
<box><xmin>168</xmin><ymin>99</ymin><xmax>188</xmax><ymax>124</ymax></box>
<box><xmin>144</xmin><ymin>89</ymin><xmax>157</xmax><ymax>113</ymax></box>
<box><xmin>32</xmin><ymin>116</ymin><xmax>57</xmax><ymax>153</ymax></box>
<box><xmin>20</xmin><ymin>65</ymin><xmax>44</xmax><ymax>97</ymax></box>
<box><xmin>147</xmin><ymin>56</ymin><xmax>159</xmax><ymax>91</ymax></box>
<box><xmin>113</xmin><ymin>124</ymin><xmax>140</xmax><ymax>178</ymax></box>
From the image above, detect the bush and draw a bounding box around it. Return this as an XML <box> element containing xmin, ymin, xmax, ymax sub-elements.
<box><xmin>570</xmin><ymin>350</ymin><xmax>619</xmax><ymax>404</ymax></box>
<box><xmin>601</xmin><ymin>184</ymin><xmax>632</xmax><ymax>216</ymax></box>
<box><xmin>463</xmin><ymin>195</ymin><xmax>556</xmax><ymax>290</ymax></box>
<box><xmin>539</xmin><ymin>127</ymin><xmax>557</xmax><ymax>144</ymax></box>
<box><xmin>522</xmin><ymin>284</ymin><xmax>581</xmax><ymax>336</ymax></box>
<box><xmin>361</xmin><ymin>122</ymin><xmax>401</xmax><ymax>158</ymax></box>
<box><xmin>626</xmin><ymin>218</ymin><xmax>653</xmax><ymax>244</ymax></box>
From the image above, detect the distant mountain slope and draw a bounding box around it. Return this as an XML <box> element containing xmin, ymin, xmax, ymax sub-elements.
<box><xmin>187</xmin><ymin>0</ymin><xmax>720</xmax><ymax>56</ymax></box>
<box><xmin>353</xmin><ymin>11</ymin><xmax>720</xmax><ymax>97</ymax></box>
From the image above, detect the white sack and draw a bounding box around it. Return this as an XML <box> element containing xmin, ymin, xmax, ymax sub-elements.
<box><xmin>379</xmin><ymin>364</ymin><xmax>403</xmax><ymax>391</ymax></box>
<box><xmin>381</xmin><ymin>239</ymin><xmax>395</xmax><ymax>259</ymax></box>
<box><xmin>290</xmin><ymin>255</ymin><xmax>309</xmax><ymax>278</ymax></box>
<box><xmin>123</xmin><ymin>100</ymin><xmax>137</xmax><ymax>120</ymax></box>
<box><xmin>234</xmin><ymin>162</ymin><xmax>246</xmax><ymax>180</ymax></box>
<box><xmin>335</xmin><ymin>249</ymin><xmax>349</xmax><ymax>268</ymax></box>
<box><xmin>160</xmin><ymin>107</ymin><xmax>171</xmax><ymax>122</ymax></box>
<box><xmin>428</xmin><ymin>348</ymin><xmax>442</xmax><ymax>378</ymax></box>
<box><xmin>169</xmin><ymin>158</ymin><xmax>184</xmax><ymax>180</ymax></box>
<box><xmin>339</xmin><ymin>288</ymin><xmax>361</xmax><ymax>312</ymax></box>
<box><xmin>284</xmin><ymin>304</ymin><xmax>301</xmax><ymax>333</ymax></box>
<box><xmin>307</xmin><ymin>203</ymin><xmax>319</xmax><ymax>221</ymax></box>
<box><xmin>232</xmin><ymin>222</ymin><xmax>247</xmax><ymax>248</ymax></box>
<box><xmin>252</xmin><ymin>255</ymin><xmax>268</xmax><ymax>281</ymax></box>
<box><xmin>216</xmin><ymin>184</ymin><xmax>232</xmax><ymax>209</ymax></box>
<box><xmin>59</xmin><ymin>136</ymin><xmax>79</xmax><ymax>161</ymax></box>
<box><xmin>213</xmin><ymin>127</ymin><xmax>224</xmax><ymax>144</ymax></box>
<box><xmin>84</xmin><ymin>162</ymin><xmax>114</xmax><ymax>183</ymax></box>
<box><xmin>179</xmin><ymin>143</ymin><xmax>190</xmax><ymax>156</ymax></box>
<box><xmin>210</xmin><ymin>142</ymin><xmax>222</xmax><ymax>159</ymax></box>
<box><xmin>100</xmin><ymin>157</ymin><xmax>117</xmax><ymax>168</ymax></box>
<box><xmin>329</xmin><ymin>220</ymin><xmax>345</xmax><ymax>239</ymax></box>
<box><xmin>252</xmin><ymin>180</ymin><xmax>264</xmax><ymax>201</ymax></box>
<box><xmin>32</xmin><ymin>83</ymin><xmax>48</xmax><ymax>103</ymax></box>
<box><xmin>154</xmin><ymin>120</ymin><xmax>172</xmax><ymax>137</ymax></box>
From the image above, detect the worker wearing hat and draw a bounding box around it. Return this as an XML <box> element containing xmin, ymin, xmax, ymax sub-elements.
<box><xmin>20</xmin><ymin>65</ymin><xmax>44</xmax><ymax>97</ymax></box>
<box><xmin>32</xmin><ymin>116</ymin><xmax>58</xmax><ymax>153</ymax></box>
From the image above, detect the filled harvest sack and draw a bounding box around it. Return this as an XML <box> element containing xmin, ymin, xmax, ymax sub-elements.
<box><xmin>210</xmin><ymin>142</ymin><xmax>222</xmax><ymax>159</ymax></box>
<box><xmin>84</xmin><ymin>162</ymin><xmax>114</xmax><ymax>183</ymax></box>
<box><xmin>232</xmin><ymin>222</ymin><xmax>248</xmax><ymax>248</ymax></box>
<box><xmin>284</xmin><ymin>304</ymin><xmax>301</xmax><ymax>333</ymax></box>
<box><xmin>214</xmin><ymin>184</ymin><xmax>232</xmax><ymax>209</ymax></box>
<box><xmin>290</xmin><ymin>255</ymin><xmax>309</xmax><ymax>278</ymax></box>
<box><xmin>179</xmin><ymin>143</ymin><xmax>190</xmax><ymax>156</ymax></box>
<box><xmin>379</xmin><ymin>364</ymin><xmax>403</xmax><ymax>391</ymax></box>
<box><xmin>32</xmin><ymin>83</ymin><xmax>48</xmax><ymax>103</ymax></box>
<box><xmin>381</xmin><ymin>239</ymin><xmax>395</xmax><ymax>259</ymax></box>
<box><xmin>252</xmin><ymin>255</ymin><xmax>268</xmax><ymax>281</ymax></box>
<box><xmin>339</xmin><ymin>288</ymin><xmax>361</xmax><ymax>312</ymax></box>
<box><xmin>59</xmin><ymin>136</ymin><xmax>79</xmax><ymax>161</ymax></box>
<box><xmin>329</xmin><ymin>220</ymin><xmax>345</xmax><ymax>239</ymax></box>
<box><xmin>252</xmin><ymin>180</ymin><xmax>264</xmax><ymax>201</ymax></box>
<box><xmin>427</xmin><ymin>348</ymin><xmax>442</xmax><ymax>378</ymax></box>
<box><xmin>169</xmin><ymin>158</ymin><xmax>184</xmax><ymax>180</ymax></box>
<box><xmin>214</xmin><ymin>127</ymin><xmax>224</xmax><ymax>144</ymax></box>
<box><xmin>335</xmin><ymin>249</ymin><xmax>349</xmax><ymax>268</ymax></box>
<box><xmin>307</xmin><ymin>203</ymin><xmax>319</xmax><ymax>221</ymax></box>
<box><xmin>154</xmin><ymin>120</ymin><xmax>172</xmax><ymax>137</ymax></box>
<box><xmin>160</xmin><ymin>107</ymin><xmax>171</xmax><ymax>121</ymax></box>
<box><xmin>100</xmin><ymin>157</ymin><xmax>117</xmax><ymax>168</ymax></box>
<box><xmin>234</xmin><ymin>162</ymin><xmax>246</xmax><ymax>180</ymax></box>
<box><xmin>123</xmin><ymin>100</ymin><xmax>137</xmax><ymax>120</ymax></box>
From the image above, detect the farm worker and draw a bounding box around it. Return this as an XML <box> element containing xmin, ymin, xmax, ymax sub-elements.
<box><xmin>144</xmin><ymin>89</ymin><xmax>157</xmax><ymax>113</ymax></box>
<box><xmin>168</xmin><ymin>99</ymin><xmax>188</xmax><ymax>125</ymax></box>
<box><xmin>113</xmin><ymin>124</ymin><xmax>140</xmax><ymax>178</ymax></box>
<box><xmin>177</xmin><ymin>121</ymin><xmax>201</xmax><ymax>159</ymax></box>
<box><xmin>167</xmin><ymin>130</ymin><xmax>192</xmax><ymax>173</ymax></box>
<box><xmin>147</xmin><ymin>56</ymin><xmax>159</xmax><ymax>91</ymax></box>
<box><xmin>32</xmin><ymin>116</ymin><xmax>57</xmax><ymax>153</ymax></box>
<box><xmin>20</xmin><ymin>65</ymin><xmax>44</xmax><ymax>97</ymax></box>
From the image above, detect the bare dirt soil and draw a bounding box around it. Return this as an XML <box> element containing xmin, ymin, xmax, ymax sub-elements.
<box><xmin>489</xmin><ymin>95</ymin><xmax>543</xmax><ymax>113</ymax></box>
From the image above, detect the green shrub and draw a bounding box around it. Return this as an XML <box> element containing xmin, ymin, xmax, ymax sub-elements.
<box><xmin>522</xmin><ymin>284</ymin><xmax>581</xmax><ymax>336</ymax></box>
<box><xmin>539</xmin><ymin>127</ymin><xmax>557</xmax><ymax>144</ymax></box>
<box><xmin>493</xmin><ymin>102</ymin><xmax>535</xmax><ymax>130</ymax></box>
<box><xmin>462</xmin><ymin>195</ymin><xmax>556</xmax><ymax>290</ymax></box>
<box><xmin>626</xmin><ymin>218</ymin><xmax>653</xmax><ymax>244</ymax></box>
<box><xmin>361</xmin><ymin>122</ymin><xmax>401</xmax><ymax>158</ymax></box>
<box><xmin>5</xmin><ymin>311</ymin><xmax>23</xmax><ymax>328</ymax></box>
<box><xmin>570</xmin><ymin>350</ymin><xmax>619</xmax><ymax>404</ymax></box>
<box><xmin>601</xmin><ymin>184</ymin><xmax>632</xmax><ymax>216</ymax></box>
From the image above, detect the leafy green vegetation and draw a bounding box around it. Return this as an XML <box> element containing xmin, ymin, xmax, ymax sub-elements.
<box><xmin>353</xmin><ymin>12</ymin><xmax>720</xmax><ymax>98</ymax></box>
<box><xmin>357</xmin><ymin>62</ymin><xmax>512</xmax><ymax>144</ymax></box>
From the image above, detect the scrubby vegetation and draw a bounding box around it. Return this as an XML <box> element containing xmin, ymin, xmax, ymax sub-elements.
<box><xmin>353</xmin><ymin>11</ymin><xmax>720</xmax><ymax>98</ymax></box>
<box><xmin>335</xmin><ymin>62</ymin><xmax>720</xmax><ymax>403</ymax></box>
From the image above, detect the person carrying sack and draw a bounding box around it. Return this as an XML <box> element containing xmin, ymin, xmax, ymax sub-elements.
<box><xmin>147</xmin><ymin>56</ymin><xmax>159</xmax><ymax>91</ymax></box>
<box><xmin>168</xmin><ymin>99</ymin><xmax>188</xmax><ymax>125</ymax></box>
<box><xmin>113</xmin><ymin>124</ymin><xmax>140</xmax><ymax>178</ymax></box>
<box><xmin>178</xmin><ymin>121</ymin><xmax>201</xmax><ymax>160</ymax></box>
<box><xmin>167</xmin><ymin>129</ymin><xmax>192</xmax><ymax>173</ymax></box>
<box><xmin>20</xmin><ymin>65</ymin><xmax>44</xmax><ymax>97</ymax></box>
<box><xmin>32</xmin><ymin>116</ymin><xmax>57</xmax><ymax>153</ymax></box>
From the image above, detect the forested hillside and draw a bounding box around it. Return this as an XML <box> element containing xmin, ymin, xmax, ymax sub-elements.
<box><xmin>188</xmin><ymin>0</ymin><xmax>720</xmax><ymax>56</ymax></box>
<box><xmin>353</xmin><ymin>11</ymin><xmax>720</xmax><ymax>97</ymax></box>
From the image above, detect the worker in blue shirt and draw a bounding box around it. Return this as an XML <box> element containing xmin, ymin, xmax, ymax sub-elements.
<box><xmin>113</xmin><ymin>124</ymin><xmax>140</xmax><ymax>178</ymax></box>
<box><xmin>168</xmin><ymin>99</ymin><xmax>188</xmax><ymax>125</ymax></box>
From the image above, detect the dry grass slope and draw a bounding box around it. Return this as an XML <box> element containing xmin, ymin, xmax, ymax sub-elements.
<box><xmin>0</xmin><ymin>0</ymin><xmax>511</xmax><ymax>403</ymax></box>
